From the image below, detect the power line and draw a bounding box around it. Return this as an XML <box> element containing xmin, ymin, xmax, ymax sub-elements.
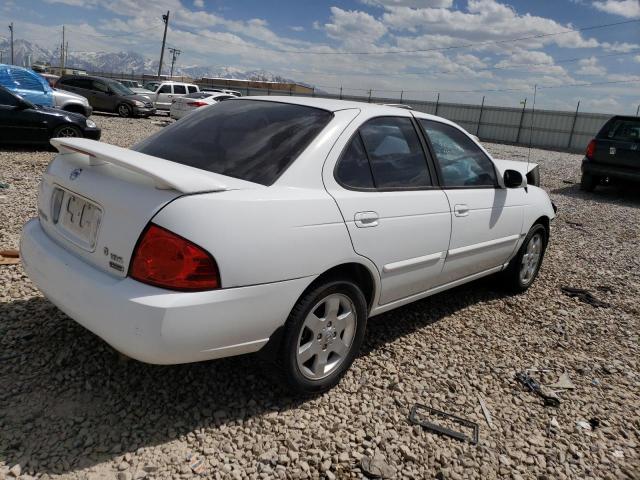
<box><xmin>206</xmin><ymin>18</ymin><xmax>639</xmax><ymax>56</ymax></box>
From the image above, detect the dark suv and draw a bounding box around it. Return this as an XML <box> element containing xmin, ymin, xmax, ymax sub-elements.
<box><xmin>581</xmin><ymin>115</ymin><xmax>640</xmax><ymax>192</ymax></box>
<box><xmin>56</xmin><ymin>75</ymin><xmax>156</xmax><ymax>118</ymax></box>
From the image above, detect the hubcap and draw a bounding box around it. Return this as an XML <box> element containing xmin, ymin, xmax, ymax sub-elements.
<box><xmin>296</xmin><ymin>293</ymin><xmax>357</xmax><ymax>380</ymax></box>
<box><xmin>519</xmin><ymin>233</ymin><xmax>542</xmax><ymax>285</ymax></box>
<box><xmin>56</xmin><ymin>127</ymin><xmax>78</xmax><ymax>137</ymax></box>
<box><xmin>119</xmin><ymin>105</ymin><xmax>129</xmax><ymax>116</ymax></box>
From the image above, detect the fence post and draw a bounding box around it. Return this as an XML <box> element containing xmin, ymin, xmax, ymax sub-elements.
<box><xmin>339</xmin><ymin>86</ymin><xmax>343</xmax><ymax>100</ymax></box>
<box><xmin>636</xmin><ymin>104</ymin><xmax>639</xmax><ymax>116</ymax></box>
<box><xmin>289</xmin><ymin>87</ymin><xmax>293</xmax><ymax>96</ymax></box>
<box><xmin>312</xmin><ymin>87</ymin><xmax>316</xmax><ymax>98</ymax></box>
<box><xmin>515</xmin><ymin>98</ymin><xmax>527</xmax><ymax>144</ymax></box>
<box><xmin>400</xmin><ymin>90</ymin><xmax>403</xmax><ymax>103</ymax></box>
<box><xmin>267</xmin><ymin>86</ymin><xmax>270</xmax><ymax>96</ymax></box>
<box><xmin>567</xmin><ymin>100</ymin><xmax>580</xmax><ymax>149</ymax></box>
<box><xmin>434</xmin><ymin>93</ymin><xmax>440</xmax><ymax>116</ymax></box>
<box><xmin>476</xmin><ymin>95</ymin><xmax>485</xmax><ymax>136</ymax></box>
<box><xmin>368</xmin><ymin>89</ymin><xmax>372</xmax><ymax>103</ymax></box>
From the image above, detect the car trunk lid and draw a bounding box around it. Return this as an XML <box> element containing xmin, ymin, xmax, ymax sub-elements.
<box><xmin>38</xmin><ymin>138</ymin><xmax>259</xmax><ymax>278</ymax></box>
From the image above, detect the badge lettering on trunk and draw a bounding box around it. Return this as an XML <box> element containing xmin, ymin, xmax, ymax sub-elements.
<box><xmin>609</xmin><ymin>147</ymin><xmax>616</xmax><ymax>155</ymax></box>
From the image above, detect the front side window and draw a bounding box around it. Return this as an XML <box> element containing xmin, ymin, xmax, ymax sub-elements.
<box><xmin>92</xmin><ymin>81</ymin><xmax>109</xmax><ymax>94</ymax></box>
<box><xmin>359</xmin><ymin>117</ymin><xmax>431</xmax><ymax>189</ymax></box>
<box><xmin>173</xmin><ymin>85</ymin><xmax>186</xmax><ymax>94</ymax></box>
<box><xmin>133</xmin><ymin>100</ymin><xmax>333</xmax><ymax>186</ymax></box>
<box><xmin>420</xmin><ymin>120</ymin><xmax>497</xmax><ymax>188</ymax></box>
<box><xmin>158</xmin><ymin>85</ymin><xmax>171</xmax><ymax>94</ymax></box>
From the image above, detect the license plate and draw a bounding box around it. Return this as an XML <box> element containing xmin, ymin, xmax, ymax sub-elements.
<box><xmin>51</xmin><ymin>187</ymin><xmax>102</xmax><ymax>251</ymax></box>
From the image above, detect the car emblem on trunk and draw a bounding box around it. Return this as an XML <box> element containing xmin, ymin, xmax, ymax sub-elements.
<box><xmin>69</xmin><ymin>168</ymin><xmax>82</xmax><ymax>180</ymax></box>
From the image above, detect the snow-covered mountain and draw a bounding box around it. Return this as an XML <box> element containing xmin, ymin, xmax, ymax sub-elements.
<box><xmin>0</xmin><ymin>37</ymin><xmax>307</xmax><ymax>85</ymax></box>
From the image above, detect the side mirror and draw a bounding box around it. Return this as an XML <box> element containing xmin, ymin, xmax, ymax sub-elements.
<box><xmin>503</xmin><ymin>169</ymin><xmax>524</xmax><ymax>188</ymax></box>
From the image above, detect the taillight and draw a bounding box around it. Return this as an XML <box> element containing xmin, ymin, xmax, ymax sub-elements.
<box><xmin>187</xmin><ymin>101</ymin><xmax>208</xmax><ymax>107</ymax></box>
<box><xmin>585</xmin><ymin>139</ymin><xmax>596</xmax><ymax>160</ymax></box>
<box><xmin>129</xmin><ymin>224</ymin><xmax>220</xmax><ymax>291</ymax></box>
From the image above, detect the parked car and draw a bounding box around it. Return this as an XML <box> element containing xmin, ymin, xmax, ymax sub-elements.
<box><xmin>0</xmin><ymin>63</ymin><xmax>54</xmax><ymax>106</ymax></box>
<box><xmin>169</xmin><ymin>92</ymin><xmax>235</xmax><ymax>120</ymax></box>
<box><xmin>147</xmin><ymin>81</ymin><xmax>199</xmax><ymax>111</ymax></box>
<box><xmin>143</xmin><ymin>81</ymin><xmax>161</xmax><ymax>92</ymax></box>
<box><xmin>21</xmin><ymin>97</ymin><xmax>554</xmax><ymax>394</ymax></box>
<box><xmin>200</xmin><ymin>87</ymin><xmax>241</xmax><ymax>97</ymax></box>
<box><xmin>116</xmin><ymin>79</ymin><xmax>143</xmax><ymax>89</ymax></box>
<box><xmin>50</xmin><ymin>88</ymin><xmax>93</xmax><ymax>117</ymax></box>
<box><xmin>56</xmin><ymin>75</ymin><xmax>156</xmax><ymax>117</ymax></box>
<box><xmin>0</xmin><ymin>85</ymin><xmax>100</xmax><ymax>145</ymax></box>
<box><xmin>581</xmin><ymin>115</ymin><xmax>640</xmax><ymax>191</ymax></box>
<box><xmin>40</xmin><ymin>73</ymin><xmax>60</xmax><ymax>88</ymax></box>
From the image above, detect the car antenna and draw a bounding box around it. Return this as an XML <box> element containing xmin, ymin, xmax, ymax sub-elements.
<box><xmin>526</xmin><ymin>84</ymin><xmax>538</xmax><ymax>174</ymax></box>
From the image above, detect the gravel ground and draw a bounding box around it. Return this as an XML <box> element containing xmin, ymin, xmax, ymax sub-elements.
<box><xmin>0</xmin><ymin>113</ymin><xmax>638</xmax><ymax>480</ymax></box>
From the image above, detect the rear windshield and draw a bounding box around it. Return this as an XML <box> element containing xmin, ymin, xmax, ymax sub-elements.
<box><xmin>133</xmin><ymin>100</ymin><xmax>333</xmax><ymax>185</ymax></box>
<box><xmin>601</xmin><ymin>118</ymin><xmax>640</xmax><ymax>142</ymax></box>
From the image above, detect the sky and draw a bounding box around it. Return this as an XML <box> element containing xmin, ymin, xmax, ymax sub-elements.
<box><xmin>1</xmin><ymin>0</ymin><xmax>639</xmax><ymax>113</ymax></box>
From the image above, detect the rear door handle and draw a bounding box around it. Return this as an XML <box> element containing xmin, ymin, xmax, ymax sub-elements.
<box><xmin>354</xmin><ymin>211</ymin><xmax>379</xmax><ymax>228</ymax></box>
<box><xmin>454</xmin><ymin>204</ymin><xmax>469</xmax><ymax>217</ymax></box>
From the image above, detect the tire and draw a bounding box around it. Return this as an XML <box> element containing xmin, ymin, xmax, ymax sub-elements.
<box><xmin>502</xmin><ymin>223</ymin><xmax>548</xmax><ymax>293</ymax></box>
<box><xmin>580</xmin><ymin>172</ymin><xmax>598</xmax><ymax>192</ymax></box>
<box><xmin>271</xmin><ymin>279</ymin><xmax>368</xmax><ymax>395</ymax></box>
<box><xmin>117</xmin><ymin>103</ymin><xmax>132</xmax><ymax>118</ymax></box>
<box><xmin>52</xmin><ymin>124</ymin><xmax>82</xmax><ymax>139</ymax></box>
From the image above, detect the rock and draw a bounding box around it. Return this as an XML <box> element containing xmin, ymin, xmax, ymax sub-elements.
<box><xmin>8</xmin><ymin>465</ymin><xmax>21</xmax><ymax>478</ymax></box>
<box><xmin>360</xmin><ymin>454</ymin><xmax>396</xmax><ymax>479</ymax></box>
<box><xmin>117</xmin><ymin>473</ymin><xmax>132</xmax><ymax>480</ymax></box>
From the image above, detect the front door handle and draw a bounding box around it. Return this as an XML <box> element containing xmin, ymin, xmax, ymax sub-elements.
<box><xmin>354</xmin><ymin>211</ymin><xmax>379</xmax><ymax>228</ymax></box>
<box><xmin>454</xmin><ymin>204</ymin><xmax>470</xmax><ymax>217</ymax></box>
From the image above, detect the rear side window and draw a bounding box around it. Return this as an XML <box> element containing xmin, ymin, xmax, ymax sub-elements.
<box><xmin>173</xmin><ymin>85</ymin><xmax>186</xmax><ymax>94</ymax></box>
<box><xmin>604</xmin><ymin>118</ymin><xmax>640</xmax><ymax>142</ymax></box>
<box><xmin>359</xmin><ymin>117</ymin><xmax>431</xmax><ymax>188</ymax></box>
<box><xmin>188</xmin><ymin>86</ymin><xmax>198</xmax><ymax>93</ymax></box>
<box><xmin>133</xmin><ymin>100</ymin><xmax>333</xmax><ymax>186</ymax></box>
<box><xmin>336</xmin><ymin>134</ymin><xmax>375</xmax><ymax>189</ymax></box>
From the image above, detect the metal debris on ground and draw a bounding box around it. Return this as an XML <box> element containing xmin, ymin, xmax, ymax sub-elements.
<box><xmin>408</xmin><ymin>404</ymin><xmax>479</xmax><ymax>445</ymax></box>
<box><xmin>478</xmin><ymin>396</ymin><xmax>494</xmax><ymax>430</ymax></box>
<box><xmin>560</xmin><ymin>286</ymin><xmax>610</xmax><ymax>308</ymax></box>
<box><xmin>564</xmin><ymin>220</ymin><xmax>590</xmax><ymax>234</ymax></box>
<box><xmin>562</xmin><ymin>180</ymin><xmax>575</xmax><ymax>184</ymax></box>
<box><xmin>589</xmin><ymin>418</ymin><xmax>600</xmax><ymax>430</ymax></box>
<box><xmin>190</xmin><ymin>458</ymin><xmax>206</xmax><ymax>475</ymax></box>
<box><xmin>515</xmin><ymin>371</ymin><xmax>560</xmax><ymax>407</ymax></box>
<box><xmin>548</xmin><ymin>372</ymin><xmax>576</xmax><ymax>390</ymax></box>
<box><xmin>0</xmin><ymin>181</ymin><xmax>8</xmax><ymax>189</ymax></box>
<box><xmin>0</xmin><ymin>248</ymin><xmax>20</xmax><ymax>265</ymax></box>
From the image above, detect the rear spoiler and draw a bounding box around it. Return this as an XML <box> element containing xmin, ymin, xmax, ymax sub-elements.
<box><xmin>50</xmin><ymin>138</ymin><xmax>261</xmax><ymax>193</ymax></box>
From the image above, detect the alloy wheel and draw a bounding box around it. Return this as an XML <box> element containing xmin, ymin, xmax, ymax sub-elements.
<box><xmin>56</xmin><ymin>126</ymin><xmax>79</xmax><ymax>137</ymax></box>
<box><xmin>519</xmin><ymin>232</ymin><xmax>542</xmax><ymax>285</ymax></box>
<box><xmin>296</xmin><ymin>293</ymin><xmax>357</xmax><ymax>380</ymax></box>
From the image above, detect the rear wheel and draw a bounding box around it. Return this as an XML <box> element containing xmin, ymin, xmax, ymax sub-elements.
<box><xmin>502</xmin><ymin>223</ymin><xmax>548</xmax><ymax>293</ymax></box>
<box><xmin>580</xmin><ymin>172</ymin><xmax>598</xmax><ymax>192</ymax></box>
<box><xmin>272</xmin><ymin>280</ymin><xmax>367</xmax><ymax>395</ymax></box>
<box><xmin>52</xmin><ymin>125</ymin><xmax>82</xmax><ymax>138</ymax></box>
<box><xmin>117</xmin><ymin>103</ymin><xmax>132</xmax><ymax>118</ymax></box>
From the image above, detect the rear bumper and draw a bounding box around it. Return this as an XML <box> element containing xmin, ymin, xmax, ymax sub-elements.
<box><xmin>582</xmin><ymin>160</ymin><xmax>640</xmax><ymax>182</ymax></box>
<box><xmin>20</xmin><ymin>219</ymin><xmax>313</xmax><ymax>364</ymax></box>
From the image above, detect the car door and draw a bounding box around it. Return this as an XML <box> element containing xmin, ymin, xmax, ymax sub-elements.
<box><xmin>90</xmin><ymin>79</ymin><xmax>114</xmax><ymax>111</ymax></box>
<box><xmin>0</xmin><ymin>89</ymin><xmax>48</xmax><ymax>144</ymax></box>
<box><xmin>596</xmin><ymin>117</ymin><xmax>640</xmax><ymax>169</ymax></box>
<box><xmin>155</xmin><ymin>84</ymin><xmax>173</xmax><ymax>109</ymax></box>
<box><xmin>324</xmin><ymin>115</ymin><xmax>452</xmax><ymax>305</ymax></box>
<box><xmin>418</xmin><ymin>119</ymin><xmax>524</xmax><ymax>284</ymax></box>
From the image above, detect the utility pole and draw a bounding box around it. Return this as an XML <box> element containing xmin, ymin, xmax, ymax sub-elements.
<box><xmin>8</xmin><ymin>22</ymin><xmax>14</xmax><ymax>65</ymax></box>
<box><xmin>157</xmin><ymin>11</ymin><xmax>170</xmax><ymax>77</ymax></box>
<box><xmin>65</xmin><ymin>41</ymin><xmax>68</xmax><ymax>69</ymax></box>
<box><xmin>60</xmin><ymin>25</ymin><xmax>65</xmax><ymax>70</ymax></box>
<box><xmin>168</xmin><ymin>47</ymin><xmax>181</xmax><ymax>77</ymax></box>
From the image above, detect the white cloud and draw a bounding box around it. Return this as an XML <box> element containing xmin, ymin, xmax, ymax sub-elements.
<box><xmin>592</xmin><ymin>0</ymin><xmax>640</xmax><ymax>18</ymax></box>
<box><xmin>289</xmin><ymin>26</ymin><xmax>305</xmax><ymax>32</ymax></box>
<box><xmin>324</xmin><ymin>7</ymin><xmax>388</xmax><ymax>48</ymax></box>
<box><xmin>193</xmin><ymin>0</ymin><xmax>204</xmax><ymax>8</ymax></box>
<box><xmin>635</xmin><ymin>55</ymin><xmax>640</xmax><ymax>63</ymax></box>
<box><xmin>361</xmin><ymin>0</ymin><xmax>453</xmax><ymax>8</ymax></box>
<box><xmin>576</xmin><ymin>57</ymin><xmax>607</xmax><ymax>76</ymax></box>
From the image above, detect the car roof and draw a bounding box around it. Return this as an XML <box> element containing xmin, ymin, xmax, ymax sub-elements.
<box><xmin>237</xmin><ymin>96</ymin><xmax>460</xmax><ymax>125</ymax></box>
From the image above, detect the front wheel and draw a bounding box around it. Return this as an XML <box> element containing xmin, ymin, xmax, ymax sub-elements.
<box><xmin>272</xmin><ymin>280</ymin><xmax>368</xmax><ymax>395</ymax></box>
<box><xmin>502</xmin><ymin>223</ymin><xmax>548</xmax><ymax>293</ymax></box>
<box><xmin>52</xmin><ymin>124</ymin><xmax>82</xmax><ymax>138</ymax></box>
<box><xmin>117</xmin><ymin>103</ymin><xmax>132</xmax><ymax>117</ymax></box>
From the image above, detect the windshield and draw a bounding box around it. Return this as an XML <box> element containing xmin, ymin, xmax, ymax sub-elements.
<box><xmin>108</xmin><ymin>80</ymin><xmax>134</xmax><ymax>96</ymax></box>
<box><xmin>133</xmin><ymin>100</ymin><xmax>333</xmax><ymax>186</ymax></box>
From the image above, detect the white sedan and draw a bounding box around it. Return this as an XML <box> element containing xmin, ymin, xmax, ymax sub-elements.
<box><xmin>21</xmin><ymin>97</ymin><xmax>555</xmax><ymax>394</ymax></box>
<box><xmin>169</xmin><ymin>92</ymin><xmax>235</xmax><ymax>120</ymax></box>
